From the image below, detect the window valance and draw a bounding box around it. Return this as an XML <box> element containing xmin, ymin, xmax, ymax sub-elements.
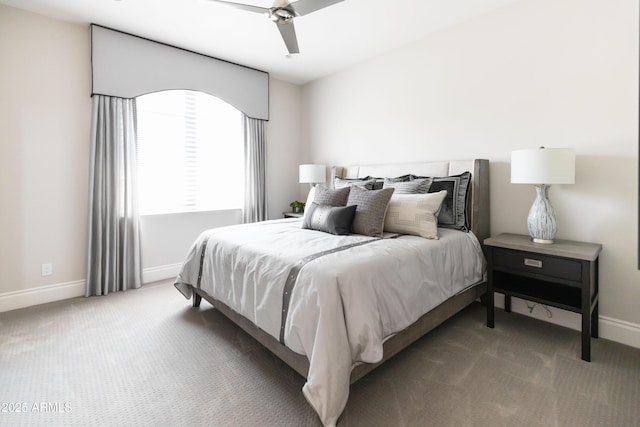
<box><xmin>90</xmin><ymin>25</ymin><xmax>269</xmax><ymax>120</ymax></box>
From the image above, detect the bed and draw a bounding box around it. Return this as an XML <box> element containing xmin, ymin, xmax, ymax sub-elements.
<box><xmin>174</xmin><ymin>159</ymin><xmax>490</xmax><ymax>426</ymax></box>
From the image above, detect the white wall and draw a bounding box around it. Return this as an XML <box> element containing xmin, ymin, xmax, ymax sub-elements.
<box><xmin>266</xmin><ymin>78</ymin><xmax>304</xmax><ymax>220</ymax></box>
<box><xmin>0</xmin><ymin>5</ymin><xmax>303</xmax><ymax>311</ymax></box>
<box><xmin>0</xmin><ymin>6</ymin><xmax>91</xmax><ymax>302</ymax></box>
<box><xmin>139</xmin><ymin>210</ymin><xmax>242</xmax><ymax>283</ymax></box>
<box><xmin>302</xmin><ymin>0</ymin><xmax>639</xmax><ymax>345</ymax></box>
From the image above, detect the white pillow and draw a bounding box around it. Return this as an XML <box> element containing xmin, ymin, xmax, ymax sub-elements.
<box><xmin>302</xmin><ymin>186</ymin><xmax>316</xmax><ymax>223</ymax></box>
<box><xmin>383</xmin><ymin>190</ymin><xmax>448</xmax><ymax>239</ymax></box>
<box><xmin>304</xmin><ymin>185</ymin><xmax>316</xmax><ymax>209</ymax></box>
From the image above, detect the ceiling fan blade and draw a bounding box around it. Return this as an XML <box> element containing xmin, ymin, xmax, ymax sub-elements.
<box><xmin>289</xmin><ymin>0</ymin><xmax>344</xmax><ymax>17</ymax></box>
<box><xmin>207</xmin><ymin>0</ymin><xmax>269</xmax><ymax>14</ymax></box>
<box><xmin>276</xmin><ymin>20</ymin><xmax>299</xmax><ymax>54</ymax></box>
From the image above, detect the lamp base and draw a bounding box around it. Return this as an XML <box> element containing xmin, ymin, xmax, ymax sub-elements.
<box><xmin>532</xmin><ymin>237</ymin><xmax>555</xmax><ymax>244</ymax></box>
<box><xmin>527</xmin><ymin>184</ymin><xmax>557</xmax><ymax>244</ymax></box>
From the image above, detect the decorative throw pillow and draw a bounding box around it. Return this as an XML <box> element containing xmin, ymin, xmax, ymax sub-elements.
<box><xmin>426</xmin><ymin>172</ymin><xmax>471</xmax><ymax>231</ymax></box>
<box><xmin>334</xmin><ymin>177</ymin><xmax>376</xmax><ymax>190</ymax></box>
<box><xmin>302</xmin><ymin>203</ymin><xmax>357</xmax><ymax>235</ymax></box>
<box><xmin>313</xmin><ymin>185</ymin><xmax>351</xmax><ymax>206</ymax></box>
<box><xmin>370</xmin><ymin>174</ymin><xmax>412</xmax><ymax>190</ymax></box>
<box><xmin>304</xmin><ymin>185</ymin><xmax>317</xmax><ymax>211</ymax></box>
<box><xmin>383</xmin><ymin>177</ymin><xmax>432</xmax><ymax>194</ymax></box>
<box><xmin>346</xmin><ymin>186</ymin><xmax>395</xmax><ymax>237</ymax></box>
<box><xmin>383</xmin><ymin>191</ymin><xmax>448</xmax><ymax>239</ymax></box>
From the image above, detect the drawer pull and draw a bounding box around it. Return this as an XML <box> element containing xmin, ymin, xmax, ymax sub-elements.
<box><xmin>524</xmin><ymin>258</ymin><xmax>543</xmax><ymax>268</ymax></box>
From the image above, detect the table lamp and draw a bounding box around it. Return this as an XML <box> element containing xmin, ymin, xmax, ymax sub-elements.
<box><xmin>299</xmin><ymin>164</ymin><xmax>326</xmax><ymax>187</ymax></box>
<box><xmin>511</xmin><ymin>147</ymin><xmax>575</xmax><ymax>244</ymax></box>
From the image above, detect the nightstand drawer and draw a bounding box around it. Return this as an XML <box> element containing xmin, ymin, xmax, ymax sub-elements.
<box><xmin>492</xmin><ymin>247</ymin><xmax>582</xmax><ymax>282</ymax></box>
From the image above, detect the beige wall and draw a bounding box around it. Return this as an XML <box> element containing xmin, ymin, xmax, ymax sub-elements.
<box><xmin>0</xmin><ymin>6</ymin><xmax>91</xmax><ymax>295</ymax></box>
<box><xmin>266</xmin><ymin>78</ymin><xmax>304</xmax><ymax>220</ymax></box>
<box><xmin>302</xmin><ymin>0</ymin><xmax>640</xmax><ymax>333</ymax></box>
<box><xmin>0</xmin><ymin>6</ymin><xmax>303</xmax><ymax>305</ymax></box>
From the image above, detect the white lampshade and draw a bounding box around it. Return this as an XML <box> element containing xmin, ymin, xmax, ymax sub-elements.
<box><xmin>511</xmin><ymin>147</ymin><xmax>575</xmax><ymax>185</ymax></box>
<box><xmin>299</xmin><ymin>164</ymin><xmax>326</xmax><ymax>184</ymax></box>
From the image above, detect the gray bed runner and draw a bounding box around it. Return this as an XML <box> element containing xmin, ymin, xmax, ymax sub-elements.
<box><xmin>279</xmin><ymin>238</ymin><xmax>379</xmax><ymax>344</ymax></box>
<box><xmin>194</xmin><ymin>235</ymin><xmax>380</xmax><ymax>345</ymax></box>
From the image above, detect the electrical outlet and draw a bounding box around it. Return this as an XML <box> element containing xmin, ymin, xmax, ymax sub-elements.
<box><xmin>41</xmin><ymin>263</ymin><xmax>53</xmax><ymax>276</ymax></box>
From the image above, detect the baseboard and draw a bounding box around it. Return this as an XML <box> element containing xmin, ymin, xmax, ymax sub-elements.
<box><xmin>0</xmin><ymin>264</ymin><xmax>182</xmax><ymax>313</ymax></box>
<box><xmin>0</xmin><ymin>280</ymin><xmax>85</xmax><ymax>313</ymax></box>
<box><xmin>2</xmin><ymin>275</ymin><xmax>638</xmax><ymax>350</ymax></box>
<box><xmin>599</xmin><ymin>316</ymin><xmax>640</xmax><ymax>350</ymax></box>
<box><xmin>142</xmin><ymin>263</ymin><xmax>182</xmax><ymax>284</ymax></box>
<box><xmin>494</xmin><ymin>294</ymin><xmax>640</xmax><ymax>350</ymax></box>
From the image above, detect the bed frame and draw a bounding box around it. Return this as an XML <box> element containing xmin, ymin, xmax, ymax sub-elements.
<box><xmin>191</xmin><ymin>159</ymin><xmax>490</xmax><ymax>384</ymax></box>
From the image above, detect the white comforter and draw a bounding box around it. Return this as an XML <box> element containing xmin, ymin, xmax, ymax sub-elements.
<box><xmin>175</xmin><ymin>218</ymin><xmax>485</xmax><ymax>426</ymax></box>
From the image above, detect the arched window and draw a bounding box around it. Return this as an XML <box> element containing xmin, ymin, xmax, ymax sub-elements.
<box><xmin>136</xmin><ymin>90</ymin><xmax>244</xmax><ymax>215</ymax></box>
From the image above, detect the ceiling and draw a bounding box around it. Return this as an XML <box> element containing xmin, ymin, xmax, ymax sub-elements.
<box><xmin>1</xmin><ymin>0</ymin><xmax>521</xmax><ymax>85</ymax></box>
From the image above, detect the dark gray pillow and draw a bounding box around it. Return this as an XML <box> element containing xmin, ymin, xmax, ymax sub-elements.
<box><xmin>371</xmin><ymin>174</ymin><xmax>412</xmax><ymax>190</ymax></box>
<box><xmin>427</xmin><ymin>172</ymin><xmax>471</xmax><ymax>231</ymax></box>
<box><xmin>313</xmin><ymin>185</ymin><xmax>351</xmax><ymax>206</ymax></box>
<box><xmin>302</xmin><ymin>203</ymin><xmax>357</xmax><ymax>235</ymax></box>
<box><xmin>334</xmin><ymin>177</ymin><xmax>376</xmax><ymax>190</ymax></box>
<box><xmin>346</xmin><ymin>186</ymin><xmax>395</xmax><ymax>237</ymax></box>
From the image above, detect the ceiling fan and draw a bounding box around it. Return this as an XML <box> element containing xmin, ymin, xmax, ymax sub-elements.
<box><xmin>208</xmin><ymin>0</ymin><xmax>345</xmax><ymax>54</ymax></box>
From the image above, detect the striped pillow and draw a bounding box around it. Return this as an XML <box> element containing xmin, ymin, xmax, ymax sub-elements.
<box><xmin>383</xmin><ymin>177</ymin><xmax>432</xmax><ymax>194</ymax></box>
<box><xmin>334</xmin><ymin>177</ymin><xmax>376</xmax><ymax>190</ymax></box>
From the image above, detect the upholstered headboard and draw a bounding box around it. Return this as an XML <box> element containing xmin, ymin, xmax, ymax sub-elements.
<box><xmin>332</xmin><ymin>159</ymin><xmax>490</xmax><ymax>245</ymax></box>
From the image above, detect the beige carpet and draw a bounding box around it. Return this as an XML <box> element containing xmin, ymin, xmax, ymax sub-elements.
<box><xmin>1</xmin><ymin>281</ymin><xmax>638</xmax><ymax>427</ymax></box>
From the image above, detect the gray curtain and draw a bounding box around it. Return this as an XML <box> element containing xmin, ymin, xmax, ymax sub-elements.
<box><xmin>243</xmin><ymin>115</ymin><xmax>267</xmax><ymax>223</ymax></box>
<box><xmin>86</xmin><ymin>95</ymin><xmax>142</xmax><ymax>296</ymax></box>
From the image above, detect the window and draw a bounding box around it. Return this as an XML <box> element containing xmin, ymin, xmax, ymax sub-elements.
<box><xmin>136</xmin><ymin>90</ymin><xmax>243</xmax><ymax>215</ymax></box>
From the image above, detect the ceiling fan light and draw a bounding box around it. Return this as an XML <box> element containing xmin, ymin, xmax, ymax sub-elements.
<box><xmin>270</xmin><ymin>8</ymin><xmax>294</xmax><ymax>22</ymax></box>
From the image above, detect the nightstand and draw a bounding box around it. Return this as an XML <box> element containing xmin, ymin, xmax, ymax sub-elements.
<box><xmin>283</xmin><ymin>211</ymin><xmax>304</xmax><ymax>219</ymax></box>
<box><xmin>484</xmin><ymin>233</ymin><xmax>602</xmax><ymax>362</ymax></box>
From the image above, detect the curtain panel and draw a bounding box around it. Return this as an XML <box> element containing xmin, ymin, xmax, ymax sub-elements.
<box><xmin>243</xmin><ymin>115</ymin><xmax>267</xmax><ymax>223</ymax></box>
<box><xmin>86</xmin><ymin>95</ymin><xmax>142</xmax><ymax>296</ymax></box>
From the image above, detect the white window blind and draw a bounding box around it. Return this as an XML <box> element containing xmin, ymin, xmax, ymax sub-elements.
<box><xmin>136</xmin><ymin>90</ymin><xmax>244</xmax><ymax>215</ymax></box>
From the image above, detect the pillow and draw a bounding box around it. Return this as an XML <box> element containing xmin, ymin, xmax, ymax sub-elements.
<box><xmin>304</xmin><ymin>185</ymin><xmax>317</xmax><ymax>211</ymax></box>
<box><xmin>334</xmin><ymin>177</ymin><xmax>376</xmax><ymax>190</ymax></box>
<box><xmin>346</xmin><ymin>186</ymin><xmax>395</xmax><ymax>237</ymax></box>
<box><xmin>370</xmin><ymin>174</ymin><xmax>412</xmax><ymax>190</ymax></box>
<box><xmin>312</xmin><ymin>185</ymin><xmax>351</xmax><ymax>206</ymax></box>
<box><xmin>383</xmin><ymin>177</ymin><xmax>432</xmax><ymax>194</ymax></box>
<box><xmin>302</xmin><ymin>203</ymin><xmax>357</xmax><ymax>235</ymax></box>
<box><xmin>426</xmin><ymin>172</ymin><xmax>471</xmax><ymax>231</ymax></box>
<box><xmin>383</xmin><ymin>191</ymin><xmax>448</xmax><ymax>239</ymax></box>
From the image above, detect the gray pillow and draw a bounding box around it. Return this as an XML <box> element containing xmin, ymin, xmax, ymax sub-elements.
<box><xmin>383</xmin><ymin>177</ymin><xmax>432</xmax><ymax>194</ymax></box>
<box><xmin>370</xmin><ymin>174</ymin><xmax>411</xmax><ymax>190</ymax></box>
<box><xmin>313</xmin><ymin>185</ymin><xmax>351</xmax><ymax>206</ymax></box>
<box><xmin>427</xmin><ymin>172</ymin><xmax>471</xmax><ymax>231</ymax></box>
<box><xmin>334</xmin><ymin>177</ymin><xmax>376</xmax><ymax>190</ymax></box>
<box><xmin>347</xmin><ymin>186</ymin><xmax>395</xmax><ymax>237</ymax></box>
<box><xmin>302</xmin><ymin>203</ymin><xmax>357</xmax><ymax>235</ymax></box>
